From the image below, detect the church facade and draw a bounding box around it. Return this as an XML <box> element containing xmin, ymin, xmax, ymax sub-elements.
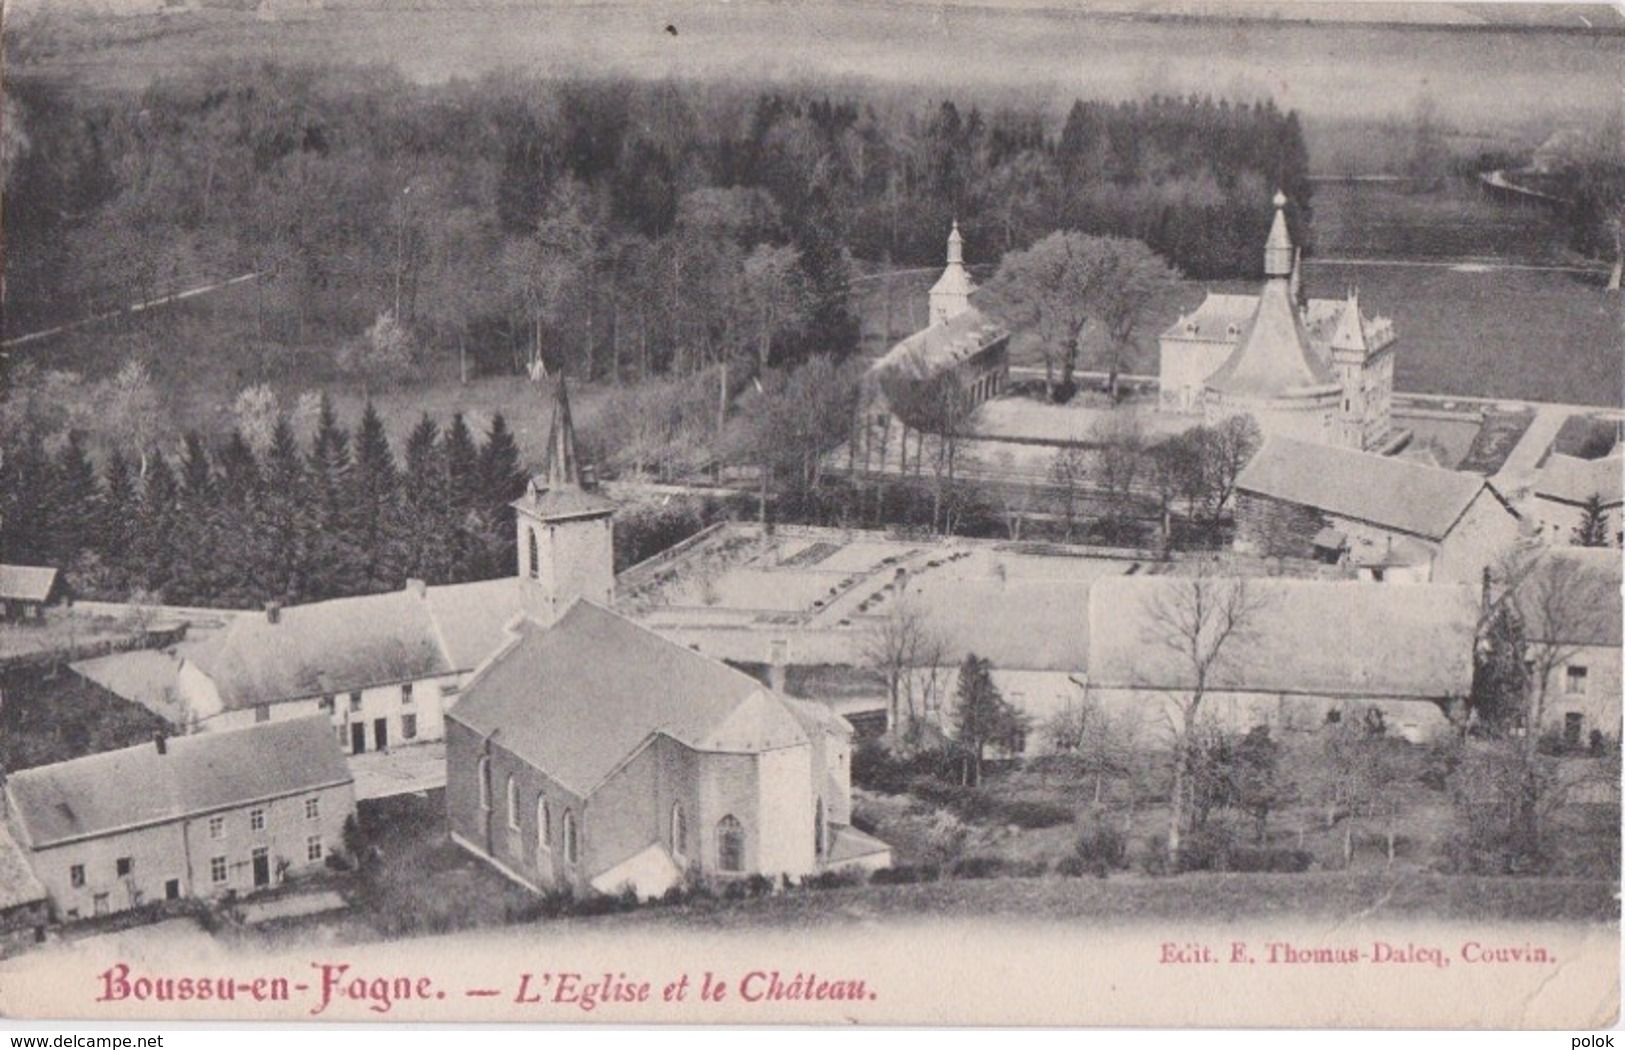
<box><xmin>1158</xmin><ymin>193</ymin><xmax>1399</xmax><ymax>453</ymax></box>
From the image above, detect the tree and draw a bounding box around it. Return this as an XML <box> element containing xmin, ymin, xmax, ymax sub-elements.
<box><xmin>951</xmin><ymin>653</ymin><xmax>1029</xmax><ymax>787</ymax></box>
<box><xmin>232</xmin><ymin>385</ymin><xmax>282</xmax><ymax>458</ymax></box>
<box><xmin>1092</xmin><ymin>410</ymin><xmax>1149</xmax><ymax>532</ymax></box>
<box><xmin>97</xmin><ymin>359</ymin><xmax>161</xmax><ymax>476</ymax></box>
<box><xmin>975</xmin><ymin>231</ymin><xmax>1177</xmax><ymax>402</ymax></box>
<box><xmin>338</xmin><ymin>310</ymin><xmax>418</xmax><ymax>393</ymax></box>
<box><xmin>1047</xmin><ymin>445</ymin><xmax>1089</xmax><ymax>543</ymax></box>
<box><xmin>859</xmin><ymin>591</ymin><xmax>949</xmax><ymax>739</ymax></box>
<box><xmin>739</xmin><ymin>243</ymin><xmax>812</xmax><ymax>371</ymax></box>
<box><xmin>1572</xmin><ymin>492</ymin><xmax>1612</xmax><ymax>547</ymax></box>
<box><xmin>1138</xmin><ymin>567</ymin><xmax>1268</xmax><ymax>865</ymax></box>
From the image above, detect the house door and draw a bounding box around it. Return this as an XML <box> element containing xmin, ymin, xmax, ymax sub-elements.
<box><xmin>165</xmin><ymin>879</ymin><xmax>181</xmax><ymax>901</ymax></box>
<box><xmin>252</xmin><ymin>848</ymin><xmax>271</xmax><ymax>889</ymax></box>
<box><xmin>351</xmin><ymin>722</ymin><xmax>367</xmax><ymax>755</ymax></box>
<box><xmin>374</xmin><ymin>717</ymin><xmax>388</xmax><ymax>751</ymax></box>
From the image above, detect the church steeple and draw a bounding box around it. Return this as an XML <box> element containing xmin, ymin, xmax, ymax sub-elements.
<box><xmin>540</xmin><ymin>375</ymin><xmax>582</xmax><ymax>488</ymax></box>
<box><xmin>512</xmin><ymin>376</ymin><xmax>616</xmax><ymax>625</ymax></box>
<box><xmin>1264</xmin><ymin>190</ymin><xmax>1294</xmax><ymax>278</ymax></box>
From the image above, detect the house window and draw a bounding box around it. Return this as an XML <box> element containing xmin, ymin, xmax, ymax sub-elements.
<box><xmin>209</xmin><ymin>816</ymin><xmax>225</xmax><ymax>839</ymax></box>
<box><xmin>335</xmin><ymin>726</ymin><xmax>347</xmax><ymax>748</ymax></box>
<box><xmin>70</xmin><ymin>864</ymin><xmax>85</xmax><ymax>888</ymax></box>
<box><xmin>93</xmin><ymin>893</ymin><xmax>109</xmax><ymax>916</ymax></box>
<box><xmin>305</xmin><ymin>798</ymin><xmax>320</xmax><ymax>821</ymax></box>
<box><xmin>116</xmin><ymin>857</ymin><xmax>133</xmax><ymax>878</ymax></box>
<box><xmin>537</xmin><ymin>797</ymin><xmax>551</xmax><ymax>854</ymax></box>
<box><xmin>563</xmin><ymin>811</ymin><xmax>579</xmax><ymax>866</ymax></box>
<box><xmin>401</xmin><ymin>682</ymin><xmax>414</xmax><ymax>706</ymax></box>
<box><xmin>306</xmin><ymin>836</ymin><xmax>324</xmax><ymax>863</ymax></box>
<box><xmin>319</xmin><ymin>694</ymin><xmax>334</xmax><ymax>713</ymax></box>
<box><xmin>349</xmin><ymin>691</ymin><xmax>363</xmax><ymax>713</ymax></box>
<box><xmin>165</xmin><ymin>879</ymin><xmax>181</xmax><ymax>901</ymax></box>
<box><xmin>210</xmin><ymin>856</ymin><xmax>228</xmax><ymax>885</ymax></box>
<box><xmin>255</xmin><ymin>704</ymin><xmax>270</xmax><ymax>724</ymax></box>
<box><xmin>478</xmin><ymin>757</ymin><xmax>492</xmax><ymax>810</ymax></box>
<box><xmin>527</xmin><ymin>528</ymin><xmax>540</xmax><ymax>580</ymax></box>
<box><xmin>717</xmin><ymin>815</ymin><xmax>744</xmax><ymax>873</ymax></box>
<box><xmin>505</xmin><ymin>775</ymin><xmax>520</xmax><ymax>831</ymax></box>
<box><xmin>1565</xmin><ymin>666</ymin><xmax>1588</xmax><ymax>695</ymax></box>
<box><xmin>671</xmin><ymin>802</ymin><xmax>688</xmax><ymax>859</ymax></box>
<box><xmin>402</xmin><ymin>713</ymin><xmax>418</xmax><ymax>740</ymax></box>
<box><xmin>250</xmin><ymin>808</ymin><xmax>266</xmax><ymax>832</ymax></box>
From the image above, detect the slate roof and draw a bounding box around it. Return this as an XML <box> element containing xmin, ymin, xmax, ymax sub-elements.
<box><xmin>422</xmin><ymin>578</ymin><xmax>527</xmax><ymax>672</ymax></box>
<box><xmin>449</xmin><ymin>601</ymin><xmax>812</xmax><ymax>797</ymax></box>
<box><xmin>1534</xmin><ymin>453</ymin><xmax>1624</xmax><ymax>507</ymax></box>
<box><xmin>908</xmin><ymin>577</ymin><xmax>1092</xmax><ymax>671</ymax></box>
<box><xmin>1204</xmin><ymin>277</ymin><xmax>1336</xmax><ymax>397</ymax></box>
<box><xmin>876</xmin><ymin>305</ymin><xmax>1008</xmax><ymax>381</ymax></box>
<box><xmin>1160</xmin><ymin>294</ymin><xmax>1258</xmax><ymax>343</ymax></box>
<box><xmin>0</xmin><ymin>565</ymin><xmax>59</xmax><ymax>604</ymax></box>
<box><xmin>187</xmin><ymin>590</ymin><xmax>454</xmax><ymax>711</ymax></box>
<box><xmin>1088</xmin><ymin>576</ymin><xmax>1478</xmax><ymax>698</ymax></box>
<box><xmin>0</xmin><ymin>825</ymin><xmax>47</xmax><ymax>913</ymax></box>
<box><xmin>1237</xmin><ymin>437</ymin><xmax>1494</xmax><ymax>541</ymax></box>
<box><xmin>5</xmin><ymin>717</ymin><xmax>350</xmax><ymax>850</ymax></box>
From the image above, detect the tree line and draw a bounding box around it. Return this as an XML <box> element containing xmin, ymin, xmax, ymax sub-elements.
<box><xmin>0</xmin><ymin>394</ymin><xmax>529</xmax><ymax>608</ymax></box>
<box><xmin>6</xmin><ymin>64</ymin><xmax>1313</xmax><ymax>387</ymax></box>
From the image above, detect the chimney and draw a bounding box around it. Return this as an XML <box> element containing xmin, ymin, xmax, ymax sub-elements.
<box><xmin>154</xmin><ymin>731</ymin><xmax>167</xmax><ymax>756</ymax></box>
<box><xmin>406</xmin><ymin>578</ymin><xmax>427</xmax><ymax>598</ymax></box>
<box><xmin>264</xmin><ymin>601</ymin><xmax>281</xmax><ymax>625</ymax></box>
<box><xmin>768</xmin><ymin>639</ymin><xmax>789</xmax><ymax>693</ymax></box>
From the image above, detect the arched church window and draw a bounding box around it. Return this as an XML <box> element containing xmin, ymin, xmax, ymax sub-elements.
<box><xmin>671</xmin><ymin>802</ymin><xmax>688</xmax><ymax>859</ymax></box>
<box><xmin>505</xmin><ymin>775</ymin><xmax>519</xmax><ymax>831</ymax></box>
<box><xmin>717</xmin><ymin>815</ymin><xmax>744</xmax><ymax>873</ymax></box>
<box><xmin>563</xmin><ymin>810</ymin><xmax>580</xmax><ymax>865</ymax></box>
<box><xmin>527</xmin><ymin>527</ymin><xmax>540</xmax><ymax>580</ymax></box>
<box><xmin>537</xmin><ymin>796</ymin><xmax>551</xmax><ymax>854</ymax></box>
<box><xmin>477</xmin><ymin>757</ymin><xmax>491</xmax><ymax>810</ymax></box>
<box><xmin>814</xmin><ymin>797</ymin><xmax>826</xmax><ymax>860</ymax></box>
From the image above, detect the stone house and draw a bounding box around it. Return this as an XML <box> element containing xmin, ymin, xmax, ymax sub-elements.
<box><xmin>2</xmin><ymin>717</ymin><xmax>353</xmax><ymax>920</ymax></box>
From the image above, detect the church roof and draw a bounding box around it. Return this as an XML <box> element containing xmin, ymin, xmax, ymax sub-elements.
<box><xmin>449</xmin><ymin>601</ymin><xmax>813</xmax><ymax>797</ymax></box>
<box><xmin>5</xmin><ymin>717</ymin><xmax>350</xmax><ymax>850</ymax></box>
<box><xmin>929</xmin><ymin>265</ymin><xmax>975</xmax><ymax>298</ymax></box>
<box><xmin>1204</xmin><ymin>277</ymin><xmax>1335</xmax><ymax>397</ymax></box>
<box><xmin>1237</xmin><ymin>437</ymin><xmax>1495</xmax><ymax>542</ymax></box>
<box><xmin>1088</xmin><ymin>575</ymin><xmax>1478</xmax><ymax>699</ymax></box>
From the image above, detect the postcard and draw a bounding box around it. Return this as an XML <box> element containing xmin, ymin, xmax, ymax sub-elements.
<box><xmin>0</xmin><ymin>0</ymin><xmax>1619</xmax><ymax>1029</ymax></box>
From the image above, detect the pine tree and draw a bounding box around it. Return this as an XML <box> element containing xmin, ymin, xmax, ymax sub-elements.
<box><xmin>476</xmin><ymin>411</ymin><xmax>528</xmax><ymax>577</ymax></box>
<box><xmin>214</xmin><ymin>431</ymin><xmax>263</xmax><ymax>608</ymax></box>
<box><xmin>353</xmin><ymin>400</ymin><xmax>404</xmax><ymax>590</ymax></box>
<box><xmin>1572</xmin><ymin>492</ymin><xmax>1612</xmax><ymax>547</ymax></box>
<box><xmin>134</xmin><ymin>452</ymin><xmax>180</xmax><ymax>599</ymax></box>
<box><xmin>951</xmin><ymin>653</ymin><xmax>1028</xmax><ymax>786</ymax></box>
<box><xmin>304</xmin><ymin>393</ymin><xmax>358</xmax><ymax>598</ymax></box>
<box><xmin>261</xmin><ymin>417</ymin><xmax>306</xmax><ymax>602</ymax></box>
<box><xmin>402</xmin><ymin>414</ymin><xmax>453</xmax><ymax>583</ymax></box>
<box><xmin>97</xmin><ymin>450</ymin><xmax>139</xmax><ymax>594</ymax></box>
<box><xmin>50</xmin><ymin>430</ymin><xmax>101</xmax><ymax>567</ymax></box>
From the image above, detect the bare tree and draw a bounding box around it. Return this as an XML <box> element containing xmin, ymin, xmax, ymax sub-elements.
<box><xmin>1138</xmin><ymin>567</ymin><xmax>1268</xmax><ymax>865</ymax></box>
<box><xmin>859</xmin><ymin>590</ymin><xmax>949</xmax><ymax>741</ymax></box>
<box><xmin>1048</xmin><ymin>445</ymin><xmax>1089</xmax><ymax>543</ymax></box>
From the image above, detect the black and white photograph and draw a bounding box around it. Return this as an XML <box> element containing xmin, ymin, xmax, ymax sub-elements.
<box><xmin>0</xmin><ymin>0</ymin><xmax>1619</xmax><ymax>1029</ymax></box>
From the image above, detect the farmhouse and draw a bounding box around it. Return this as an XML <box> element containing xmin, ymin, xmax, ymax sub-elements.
<box><xmin>1516</xmin><ymin>547</ymin><xmax>1623</xmax><ymax>745</ymax></box>
<box><xmin>1530</xmin><ymin>451</ymin><xmax>1623</xmax><ymax>547</ymax></box>
<box><xmin>1234</xmin><ymin>437</ymin><xmax>1521</xmax><ymax>583</ymax></box>
<box><xmin>2</xmin><ymin>717</ymin><xmax>353</xmax><ymax>920</ymax></box>
<box><xmin>1159</xmin><ymin>193</ymin><xmax>1399</xmax><ymax>453</ymax></box>
<box><xmin>1086</xmin><ymin>575</ymin><xmax>1480</xmax><ymax>740</ymax></box>
<box><xmin>0</xmin><ymin>826</ymin><xmax>48</xmax><ymax>950</ymax></box>
<box><xmin>0</xmin><ymin>565</ymin><xmax>63</xmax><ymax>623</ymax></box>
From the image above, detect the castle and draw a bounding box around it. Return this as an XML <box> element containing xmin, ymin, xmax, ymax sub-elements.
<box><xmin>1157</xmin><ymin>192</ymin><xmax>1400</xmax><ymax>453</ymax></box>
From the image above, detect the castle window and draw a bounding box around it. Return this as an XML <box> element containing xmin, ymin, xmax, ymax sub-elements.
<box><xmin>717</xmin><ymin>815</ymin><xmax>744</xmax><ymax>873</ymax></box>
<box><xmin>563</xmin><ymin>811</ymin><xmax>580</xmax><ymax>865</ymax></box>
<box><xmin>527</xmin><ymin>528</ymin><xmax>540</xmax><ymax>580</ymax></box>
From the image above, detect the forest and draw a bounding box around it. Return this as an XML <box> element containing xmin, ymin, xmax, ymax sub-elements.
<box><xmin>4</xmin><ymin>64</ymin><xmax>1314</xmax><ymax>386</ymax></box>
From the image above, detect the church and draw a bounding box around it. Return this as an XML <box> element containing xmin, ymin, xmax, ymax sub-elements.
<box><xmin>1157</xmin><ymin>193</ymin><xmax>1401</xmax><ymax>453</ymax></box>
<box><xmin>444</xmin><ymin>382</ymin><xmax>890</xmax><ymax>899</ymax></box>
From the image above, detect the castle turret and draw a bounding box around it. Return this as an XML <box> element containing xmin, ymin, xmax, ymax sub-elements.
<box><xmin>928</xmin><ymin>221</ymin><xmax>974</xmax><ymax>327</ymax></box>
<box><xmin>1264</xmin><ymin>190</ymin><xmax>1294</xmax><ymax>278</ymax></box>
<box><xmin>512</xmin><ymin>377</ymin><xmax>616</xmax><ymax>625</ymax></box>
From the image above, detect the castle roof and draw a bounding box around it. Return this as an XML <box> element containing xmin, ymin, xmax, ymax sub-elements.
<box><xmin>5</xmin><ymin>717</ymin><xmax>350</xmax><ymax>850</ymax></box>
<box><xmin>1204</xmin><ymin>276</ymin><xmax>1336</xmax><ymax>397</ymax></box>
<box><xmin>449</xmin><ymin>601</ymin><xmax>820</xmax><ymax>797</ymax></box>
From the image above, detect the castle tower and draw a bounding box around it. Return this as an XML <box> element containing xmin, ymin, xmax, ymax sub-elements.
<box><xmin>512</xmin><ymin>377</ymin><xmax>616</xmax><ymax>625</ymax></box>
<box><xmin>928</xmin><ymin>221</ymin><xmax>974</xmax><ymax>327</ymax></box>
<box><xmin>1330</xmin><ymin>288</ymin><xmax>1370</xmax><ymax>450</ymax></box>
<box><xmin>1264</xmin><ymin>190</ymin><xmax>1294</xmax><ymax>278</ymax></box>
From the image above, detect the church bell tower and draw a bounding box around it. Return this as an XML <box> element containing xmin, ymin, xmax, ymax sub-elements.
<box><xmin>513</xmin><ymin>377</ymin><xmax>616</xmax><ymax>625</ymax></box>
